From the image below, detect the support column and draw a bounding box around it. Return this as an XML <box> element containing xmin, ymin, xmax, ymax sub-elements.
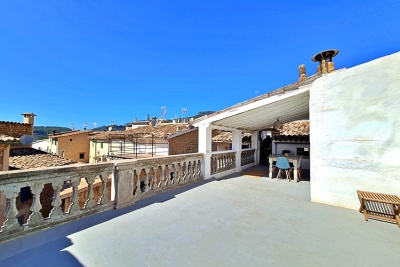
<box><xmin>251</xmin><ymin>131</ymin><xmax>259</xmax><ymax>165</ymax></box>
<box><xmin>198</xmin><ymin>123</ymin><xmax>212</xmax><ymax>179</ymax></box>
<box><xmin>231</xmin><ymin>129</ymin><xmax>242</xmax><ymax>172</ymax></box>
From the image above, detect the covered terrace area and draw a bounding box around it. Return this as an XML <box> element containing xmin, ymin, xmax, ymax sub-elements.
<box><xmin>1</xmin><ymin>166</ymin><xmax>399</xmax><ymax>266</ymax></box>
<box><xmin>192</xmin><ymin>75</ymin><xmax>316</xmax><ymax>181</ymax></box>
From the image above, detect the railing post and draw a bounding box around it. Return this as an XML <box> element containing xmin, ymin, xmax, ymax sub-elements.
<box><xmin>198</xmin><ymin>123</ymin><xmax>212</xmax><ymax>179</ymax></box>
<box><xmin>231</xmin><ymin>129</ymin><xmax>242</xmax><ymax>172</ymax></box>
<box><xmin>1</xmin><ymin>188</ymin><xmax>20</xmax><ymax>232</ymax></box>
<box><xmin>114</xmin><ymin>164</ymin><xmax>136</xmax><ymax>209</ymax></box>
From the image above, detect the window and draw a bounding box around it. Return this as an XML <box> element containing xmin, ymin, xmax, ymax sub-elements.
<box><xmin>70</xmin><ymin>139</ymin><xmax>72</xmax><ymax>141</ymax></box>
<box><xmin>100</xmin><ymin>142</ymin><xmax>103</xmax><ymax>148</ymax></box>
<box><xmin>296</xmin><ymin>147</ymin><xmax>309</xmax><ymax>159</ymax></box>
<box><xmin>79</xmin><ymin>153</ymin><xmax>85</xmax><ymax>159</ymax></box>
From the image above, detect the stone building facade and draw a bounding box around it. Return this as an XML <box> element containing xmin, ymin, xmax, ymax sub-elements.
<box><xmin>0</xmin><ymin>122</ymin><xmax>33</xmax><ymax>140</ymax></box>
<box><xmin>167</xmin><ymin>129</ymin><xmax>227</xmax><ymax>155</ymax></box>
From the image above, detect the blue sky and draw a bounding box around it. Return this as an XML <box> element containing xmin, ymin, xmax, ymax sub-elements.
<box><xmin>1</xmin><ymin>1</ymin><xmax>400</xmax><ymax>128</ymax></box>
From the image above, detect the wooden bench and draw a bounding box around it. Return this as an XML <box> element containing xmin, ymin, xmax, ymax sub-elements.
<box><xmin>357</xmin><ymin>190</ymin><xmax>400</xmax><ymax>227</ymax></box>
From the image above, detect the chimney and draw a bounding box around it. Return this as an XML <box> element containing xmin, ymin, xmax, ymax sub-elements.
<box><xmin>298</xmin><ymin>64</ymin><xmax>306</xmax><ymax>83</ymax></box>
<box><xmin>312</xmin><ymin>49</ymin><xmax>339</xmax><ymax>74</ymax></box>
<box><xmin>22</xmin><ymin>112</ymin><xmax>36</xmax><ymax>125</ymax></box>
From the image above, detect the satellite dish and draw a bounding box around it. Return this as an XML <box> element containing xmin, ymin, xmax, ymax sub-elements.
<box><xmin>21</xmin><ymin>135</ymin><xmax>34</xmax><ymax>145</ymax></box>
<box><xmin>150</xmin><ymin>117</ymin><xmax>157</xmax><ymax>127</ymax></box>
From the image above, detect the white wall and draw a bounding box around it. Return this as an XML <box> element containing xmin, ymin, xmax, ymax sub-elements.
<box><xmin>310</xmin><ymin>51</ymin><xmax>400</xmax><ymax>210</ymax></box>
<box><xmin>32</xmin><ymin>140</ymin><xmax>49</xmax><ymax>152</ymax></box>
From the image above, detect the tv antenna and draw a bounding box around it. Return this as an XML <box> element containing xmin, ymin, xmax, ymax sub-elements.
<box><xmin>182</xmin><ymin>108</ymin><xmax>187</xmax><ymax>123</ymax></box>
<box><xmin>71</xmin><ymin>123</ymin><xmax>75</xmax><ymax>130</ymax></box>
<box><xmin>83</xmin><ymin>122</ymin><xmax>88</xmax><ymax>129</ymax></box>
<box><xmin>93</xmin><ymin>122</ymin><xmax>97</xmax><ymax>129</ymax></box>
<box><xmin>161</xmin><ymin>106</ymin><xmax>167</xmax><ymax>119</ymax></box>
<box><xmin>111</xmin><ymin>119</ymin><xmax>115</xmax><ymax>126</ymax></box>
<box><xmin>182</xmin><ymin>108</ymin><xmax>187</xmax><ymax>116</ymax></box>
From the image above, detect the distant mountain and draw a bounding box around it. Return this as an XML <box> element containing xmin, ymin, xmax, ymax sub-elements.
<box><xmin>193</xmin><ymin>111</ymin><xmax>215</xmax><ymax>119</ymax></box>
<box><xmin>34</xmin><ymin>126</ymin><xmax>71</xmax><ymax>140</ymax></box>
<box><xmin>93</xmin><ymin>125</ymin><xmax>126</xmax><ymax>131</ymax></box>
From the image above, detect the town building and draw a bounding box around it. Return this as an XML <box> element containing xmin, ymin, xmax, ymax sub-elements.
<box><xmin>88</xmin><ymin>123</ymin><xmax>189</xmax><ymax>162</ymax></box>
<box><xmin>48</xmin><ymin>130</ymin><xmax>93</xmax><ymax>163</ymax></box>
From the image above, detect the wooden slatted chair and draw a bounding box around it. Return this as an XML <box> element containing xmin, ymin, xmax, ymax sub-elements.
<box><xmin>357</xmin><ymin>190</ymin><xmax>400</xmax><ymax>227</ymax></box>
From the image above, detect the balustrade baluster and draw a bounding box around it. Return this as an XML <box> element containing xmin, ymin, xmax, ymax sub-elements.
<box><xmin>27</xmin><ymin>181</ymin><xmax>45</xmax><ymax>227</ymax></box>
<box><xmin>159</xmin><ymin>165</ymin><xmax>165</xmax><ymax>188</ymax></box>
<box><xmin>164</xmin><ymin>165</ymin><xmax>170</xmax><ymax>186</ymax></box>
<box><xmin>84</xmin><ymin>175</ymin><xmax>97</xmax><ymax>209</ymax></box>
<box><xmin>187</xmin><ymin>161</ymin><xmax>192</xmax><ymax>180</ymax></box>
<box><xmin>143</xmin><ymin>169</ymin><xmax>149</xmax><ymax>192</ymax></box>
<box><xmin>183</xmin><ymin>162</ymin><xmax>187</xmax><ymax>180</ymax></box>
<box><xmin>198</xmin><ymin>159</ymin><xmax>202</xmax><ymax>177</ymax></box>
<box><xmin>150</xmin><ymin>167</ymin><xmax>156</xmax><ymax>190</ymax></box>
<box><xmin>48</xmin><ymin>181</ymin><xmax>64</xmax><ymax>222</ymax></box>
<box><xmin>68</xmin><ymin>177</ymin><xmax>82</xmax><ymax>214</ymax></box>
<box><xmin>176</xmin><ymin>163</ymin><xmax>181</xmax><ymax>183</ymax></box>
<box><xmin>99</xmin><ymin>172</ymin><xmax>110</xmax><ymax>204</ymax></box>
<box><xmin>134</xmin><ymin>170</ymin><xmax>142</xmax><ymax>196</ymax></box>
<box><xmin>1</xmin><ymin>189</ymin><xmax>20</xmax><ymax>232</ymax></box>
<box><xmin>170</xmin><ymin>164</ymin><xmax>176</xmax><ymax>184</ymax></box>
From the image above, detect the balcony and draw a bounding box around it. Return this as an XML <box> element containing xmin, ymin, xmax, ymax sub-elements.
<box><xmin>0</xmin><ymin>154</ymin><xmax>399</xmax><ymax>266</ymax></box>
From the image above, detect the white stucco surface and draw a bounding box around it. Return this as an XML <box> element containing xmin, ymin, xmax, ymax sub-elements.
<box><xmin>310</xmin><ymin>51</ymin><xmax>400</xmax><ymax>209</ymax></box>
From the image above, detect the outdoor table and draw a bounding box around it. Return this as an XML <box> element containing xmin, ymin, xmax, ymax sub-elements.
<box><xmin>269</xmin><ymin>155</ymin><xmax>302</xmax><ymax>182</ymax></box>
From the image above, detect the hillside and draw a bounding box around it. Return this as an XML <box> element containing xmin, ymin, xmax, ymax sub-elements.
<box><xmin>34</xmin><ymin>126</ymin><xmax>71</xmax><ymax>140</ymax></box>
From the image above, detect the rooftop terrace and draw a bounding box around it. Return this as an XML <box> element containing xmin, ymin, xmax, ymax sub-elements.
<box><xmin>1</xmin><ymin>166</ymin><xmax>399</xmax><ymax>267</ymax></box>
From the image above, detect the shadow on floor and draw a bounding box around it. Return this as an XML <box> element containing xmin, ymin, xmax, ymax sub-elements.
<box><xmin>0</xmin><ymin>179</ymin><xmax>210</xmax><ymax>266</ymax></box>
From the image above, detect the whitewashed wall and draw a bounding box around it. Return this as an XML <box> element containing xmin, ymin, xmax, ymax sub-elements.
<box><xmin>32</xmin><ymin>140</ymin><xmax>49</xmax><ymax>152</ymax></box>
<box><xmin>310</xmin><ymin>51</ymin><xmax>400</xmax><ymax>210</ymax></box>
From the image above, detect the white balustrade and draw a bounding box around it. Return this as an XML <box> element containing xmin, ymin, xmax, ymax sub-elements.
<box><xmin>210</xmin><ymin>151</ymin><xmax>236</xmax><ymax>175</ymax></box>
<box><xmin>241</xmin><ymin>149</ymin><xmax>256</xmax><ymax>166</ymax></box>
<box><xmin>0</xmin><ymin>153</ymin><xmax>203</xmax><ymax>241</ymax></box>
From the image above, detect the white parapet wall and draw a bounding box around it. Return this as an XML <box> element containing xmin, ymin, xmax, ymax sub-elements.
<box><xmin>309</xmin><ymin>51</ymin><xmax>400</xmax><ymax>210</ymax></box>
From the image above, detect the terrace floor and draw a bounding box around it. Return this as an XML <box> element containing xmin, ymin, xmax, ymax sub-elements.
<box><xmin>1</xmin><ymin>166</ymin><xmax>399</xmax><ymax>266</ymax></box>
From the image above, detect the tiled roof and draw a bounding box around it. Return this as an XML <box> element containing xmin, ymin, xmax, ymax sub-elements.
<box><xmin>9</xmin><ymin>148</ymin><xmax>77</xmax><ymax>170</ymax></box>
<box><xmin>49</xmin><ymin>130</ymin><xmax>93</xmax><ymax>138</ymax></box>
<box><xmin>89</xmin><ymin>124</ymin><xmax>190</xmax><ymax>140</ymax></box>
<box><xmin>212</xmin><ymin>132</ymin><xmax>252</xmax><ymax>142</ymax></box>
<box><xmin>0</xmin><ymin>121</ymin><xmax>26</xmax><ymax>125</ymax></box>
<box><xmin>0</xmin><ymin>134</ymin><xmax>20</xmax><ymax>143</ymax></box>
<box><xmin>280</xmin><ymin>120</ymin><xmax>309</xmax><ymax>135</ymax></box>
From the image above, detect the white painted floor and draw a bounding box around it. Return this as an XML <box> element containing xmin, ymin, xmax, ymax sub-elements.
<box><xmin>1</xmin><ymin>169</ymin><xmax>400</xmax><ymax>266</ymax></box>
